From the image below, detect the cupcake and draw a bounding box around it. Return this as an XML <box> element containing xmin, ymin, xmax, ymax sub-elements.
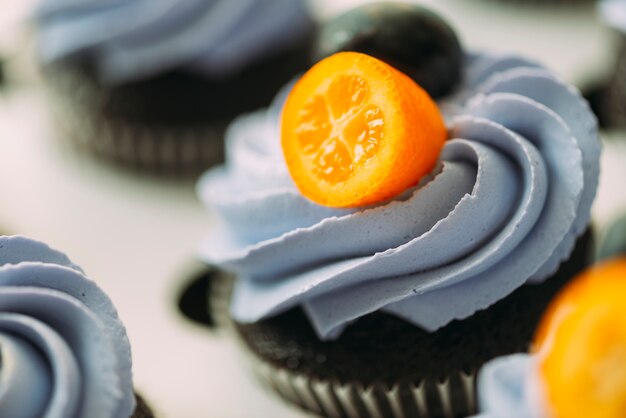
<box><xmin>197</xmin><ymin>4</ymin><xmax>601</xmax><ymax>417</ymax></box>
<box><xmin>0</xmin><ymin>235</ymin><xmax>152</xmax><ymax>418</ymax></box>
<box><xmin>475</xmin><ymin>258</ymin><xmax>626</xmax><ymax>418</ymax></box>
<box><xmin>34</xmin><ymin>0</ymin><xmax>315</xmax><ymax>176</ymax></box>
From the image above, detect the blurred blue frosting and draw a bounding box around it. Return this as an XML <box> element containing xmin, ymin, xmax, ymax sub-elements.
<box><xmin>0</xmin><ymin>236</ymin><xmax>135</xmax><ymax>418</ymax></box>
<box><xmin>472</xmin><ymin>354</ymin><xmax>546</xmax><ymax>418</ymax></box>
<box><xmin>600</xmin><ymin>0</ymin><xmax>626</xmax><ymax>33</ymax></box>
<box><xmin>197</xmin><ymin>52</ymin><xmax>601</xmax><ymax>340</ymax></box>
<box><xmin>35</xmin><ymin>0</ymin><xmax>313</xmax><ymax>83</ymax></box>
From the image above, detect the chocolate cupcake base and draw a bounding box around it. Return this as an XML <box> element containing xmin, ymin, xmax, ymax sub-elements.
<box><xmin>203</xmin><ymin>228</ymin><xmax>593</xmax><ymax>418</ymax></box>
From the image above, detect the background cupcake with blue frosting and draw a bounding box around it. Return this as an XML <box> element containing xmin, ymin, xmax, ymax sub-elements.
<box><xmin>35</xmin><ymin>0</ymin><xmax>316</xmax><ymax>176</ymax></box>
<box><xmin>0</xmin><ymin>235</ymin><xmax>152</xmax><ymax>418</ymax></box>
<box><xmin>195</xmin><ymin>3</ymin><xmax>601</xmax><ymax>417</ymax></box>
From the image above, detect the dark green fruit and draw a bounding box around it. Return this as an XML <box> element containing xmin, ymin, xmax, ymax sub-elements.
<box><xmin>313</xmin><ymin>2</ymin><xmax>462</xmax><ymax>98</ymax></box>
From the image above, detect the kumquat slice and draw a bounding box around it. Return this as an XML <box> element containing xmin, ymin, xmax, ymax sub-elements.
<box><xmin>534</xmin><ymin>259</ymin><xmax>626</xmax><ymax>418</ymax></box>
<box><xmin>281</xmin><ymin>51</ymin><xmax>446</xmax><ymax>208</ymax></box>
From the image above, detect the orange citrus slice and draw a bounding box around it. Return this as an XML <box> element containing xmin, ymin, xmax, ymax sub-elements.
<box><xmin>281</xmin><ymin>51</ymin><xmax>446</xmax><ymax>208</ymax></box>
<box><xmin>534</xmin><ymin>258</ymin><xmax>626</xmax><ymax>418</ymax></box>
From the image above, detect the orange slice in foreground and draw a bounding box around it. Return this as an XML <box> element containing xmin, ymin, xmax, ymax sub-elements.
<box><xmin>281</xmin><ymin>51</ymin><xmax>446</xmax><ymax>208</ymax></box>
<box><xmin>534</xmin><ymin>258</ymin><xmax>626</xmax><ymax>418</ymax></box>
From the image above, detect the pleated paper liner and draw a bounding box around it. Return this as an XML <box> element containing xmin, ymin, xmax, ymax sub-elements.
<box><xmin>251</xmin><ymin>360</ymin><xmax>477</xmax><ymax>418</ymax></box>
<box><xmin>234</xmin><ymin>305</ymin><xmax>524</xmax><ymax>418</ymax></box>
<box><xmin>43</xmin><ymin>66</ymin><xmax>226</xmax><ymax>177</ymax></box>
<box><xmin>176</xmin><ymin>262</ymin><xmax>234</xmax><ymax>330</ymax></box>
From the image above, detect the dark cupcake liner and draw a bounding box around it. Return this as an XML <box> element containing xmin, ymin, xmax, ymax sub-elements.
<box><xmin>208</xmin><ymin>266</ymin><xmax>236</xmax><ymax>329</ymax></box>
<box><xmin>43</xmin><ymin>67</ymin><xmax>225</xmax><ymax>177</ymax></box>
<box><xmin>251</xmin><ymin>360</ymin><xmax>476</xmax><ymax>418</ymax></box>
<box><xmin>176</xmin><ymin>262</ymin><xmax>234</xmax><ymax>329</ymax></box>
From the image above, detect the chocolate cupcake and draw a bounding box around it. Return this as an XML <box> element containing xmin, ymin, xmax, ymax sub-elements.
<box><xmin>35</xmin><ymin>0</ymin><xmax>315</xmax><ymax>177</ymax></box>
<box><xmin>196</xmin><ymin>5</ymin><xmax>601</xmax><ymax>417</ymax></box>
<box><xmin>0</xmin><ymin>235</ymin><xmax>154</xmax><ymax>418</ymax></box>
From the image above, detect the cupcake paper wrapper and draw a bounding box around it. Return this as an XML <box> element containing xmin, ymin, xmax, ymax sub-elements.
<box><xmin>208</xmin><ymin>268</ymin><xmax>236</xmax><ymax>329</ymax></box>
<box><xmin>249</xmin><ymin>353</ymin><xmax>477</xmax><ymax>418</ymax></box>
<box><xmin>42</xmin><ymin>67</ymin><xmax>225</xmax><ymax>177</ymax></box>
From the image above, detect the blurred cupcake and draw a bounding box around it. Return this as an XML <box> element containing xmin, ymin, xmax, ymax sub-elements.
<box><xmin>475</xmin><ymin>258</ymin><xmax>626</xmax><ymax>418</ymax></box>
<box><xmin>596</xmin><ymin>0</ymin><xmax>626</xmax><ymax>129</ymax></box>
<box><xmin>35</xmin><ymin>0</ymin><xmax>315</xmax><ymax>176</ymax></box>
<box><xmin>0</xmin><ymin>235</ymin><xmax>153</xmax><ymax>418</ymax></box>
<box><xmin>196</xmin><ymin>3</ymin><xmax>601</xmax><ymax>417</ymax></box>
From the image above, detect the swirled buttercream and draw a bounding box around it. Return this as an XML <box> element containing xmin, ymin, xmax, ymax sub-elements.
<box><xmin>0</xmin><ymin>236</ymin><xmax>135</xmax><ymax>418</ymax></box>
<box><xmin>35</xmin><ymin>0</ymin><xmax>313</xmax><ymax>83</ymax></box>
<box><xmin>472</xmin><ymin>354</ymin><xmax>546</xmax><ymax>418</ymax></box>
<box><xmin>198</xmin><ymin>52</ymin><xmax>601</xmax><ymax>340</ymax></box>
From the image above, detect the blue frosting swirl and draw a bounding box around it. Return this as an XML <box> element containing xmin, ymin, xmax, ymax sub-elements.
<box><xmin>198</xmin><ymin>52</ymin><xmax>601</xmax><ymax>340</ymax></box>
<box><xmin>472</xmin><ymin>354</ymin><xmax>546</xmax><ymax>418</ymax></box>
<box><xmin>35</xmin><ymin>0</ymin><xmax>313</xmax><ymax>83</ymax></box>
<box><xmin>0</xmin><ymin>236</ymin><xmax>135</xmax><ymax>418</ymax></box>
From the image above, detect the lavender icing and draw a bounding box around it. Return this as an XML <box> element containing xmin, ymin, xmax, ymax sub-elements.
<box><xmin>472</xmin><ymin>354</ymin><xmax>546</xmax><ymax>418</ymax></box>
<box><xmin>0</xmin><ymin>236</ymin><xmax>135</xmax><ymax>418</ymax></box>
<box><xmin>198</xmin><ymin>52</ymin><xmax>601</xmax><ymax>340</ymax></box>
<box><xmin>35</xmin><ymin>0</ymin><xmax>313</xmax><ymax>83</ymax></box>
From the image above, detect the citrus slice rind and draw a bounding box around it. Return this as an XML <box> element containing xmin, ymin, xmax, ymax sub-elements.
<box><xmin>282</xmin><ymin>51</ymin><xmax>446</xmax><ymax>208</ymax></box>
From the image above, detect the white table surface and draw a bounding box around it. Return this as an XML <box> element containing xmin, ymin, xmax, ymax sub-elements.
<box><xmin>1</xmin><ymin>1</ymin><xmax>626</xmax><ymax>417</ymax></box>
